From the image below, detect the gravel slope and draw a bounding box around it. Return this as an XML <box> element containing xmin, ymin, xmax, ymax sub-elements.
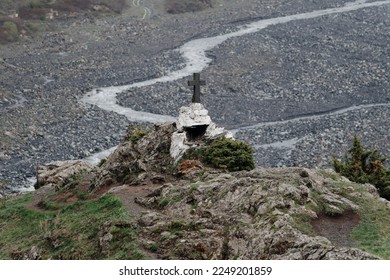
<box><xmin>1</xmin><ymin>0</ymin><xmax>390</xmax><ymax>192</ymax></box>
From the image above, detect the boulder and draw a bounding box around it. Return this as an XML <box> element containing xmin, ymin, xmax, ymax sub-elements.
<box><xmin>92</xmin><ymin>123</ymin><xmax>176</xmax><ymax>189</ymax></box>
<box><xmin>34</xmin><ymin>160</ymin><xmax>94</xmax><ymax>190</ymax></box>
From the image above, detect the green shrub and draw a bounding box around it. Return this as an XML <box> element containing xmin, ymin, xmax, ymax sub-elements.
<box><xmin>2</xmin><ymin>21</ymin><xmax>18</xmax><ymax>41</ymax></box>
<box><xmin>76</xmin><ymin>192</ymin><xmax>89</xmax><ymax>200</ymax></box>
<box><xmin>190</xmin><ymin>183</ymin><xmax>199</xmax><ymax>192</ymax></box>
<box><xmin>203</xmin><ymin>138</ymin><xmax>255</xmax><ymax>172</ymax></box>
<box><xmin>129</xmin><ymin>128</ymin><xmax>148</xmax><ymax>144</ymax></box>
<box><xmin>147</xmin><ymin>242</ymin><xmax>159</xmax><ymax>252</ymax></box>
<box><xmin>181</xmin><ymin>138</ymin><xmax>255</xmax><ymax>172</ymax></box>
<box><xmin>37</xmin><ymin>199</ymin><xmax>60</xmax><ymax>210</ymax></box>
<box><xmin>333</xmin><ymin>136</ymin><xmax>390</xmax><ymax>199</ymax></box>
<box><xmin>29</xmin><ymin>0</ymin><xmax>50</xmax><ymax>9</ymax></box>
<box><xmin>98</xmin><ymin>158</ymin><xmax>106</xmax><ymax>167</ymax></box>
<box><xmin>158</xmin><ymin>198</ymin><xmax>170</xmax><ymax>209</ymax></box>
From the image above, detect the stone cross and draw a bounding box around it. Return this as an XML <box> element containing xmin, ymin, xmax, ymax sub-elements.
<box><xmin>188</xmin><ymin>73</ymin><xmax>205</xmax><ymax>103</ymax></box>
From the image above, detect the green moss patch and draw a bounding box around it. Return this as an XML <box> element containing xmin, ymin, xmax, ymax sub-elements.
<box><xmin>351</xmin><ymin>195</ymin><xmax>390</xmax><ymax>259</ymax></box>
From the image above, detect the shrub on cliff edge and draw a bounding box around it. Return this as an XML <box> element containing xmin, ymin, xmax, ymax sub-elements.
<box><xmin>183</xmin><ymin>137</ymin><xmax>254</xmax><ymax>172</ymax></box>
<box><xmin>333</xmin><ymin>136</ymin><xmax>390</xmax><ymax>199</ymax></box>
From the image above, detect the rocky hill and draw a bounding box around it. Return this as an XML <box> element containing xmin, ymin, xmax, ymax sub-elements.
<box><xmin>1</xmin><ymin>104</ymin><xmax>389</xmax><ymax>260</ymax></box>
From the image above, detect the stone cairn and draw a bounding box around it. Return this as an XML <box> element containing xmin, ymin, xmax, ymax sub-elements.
<box><xmin>170</xmin><ymin>73</ymin><xmax>233</xmax><ymax>162</ymax></box>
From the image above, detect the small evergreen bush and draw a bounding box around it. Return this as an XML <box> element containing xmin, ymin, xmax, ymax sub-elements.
<box><xmin>203</xmin><ymin>138</ymin><xmax>255</xmax><ymax>172</ymax></box>
<box><xmin>333</xmin><ymin>136</ymin><xmax>390</xmax><ymax>199</ymax></box>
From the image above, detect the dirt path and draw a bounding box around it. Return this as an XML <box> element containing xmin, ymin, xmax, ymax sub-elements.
<box><xmin>108</xmin><ymin>182</ymin><xmax>163</xmax><ymax>259</ymax></box>
<box><xmin>311</xmin><ymin>210</ymin><xmax>360</xmax><ymax>248</ymax></box>
<box><xmin>108</xmin><ymin>183</ymin><xmax>158</xmax><ymax>218</ymax></box>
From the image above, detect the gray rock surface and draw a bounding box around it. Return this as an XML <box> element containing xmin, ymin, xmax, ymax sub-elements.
<box><xmin>92</xmin><ymin>123</ymin><xmax>176</xmax><ymax>189</ymax></box>
<box><xmin>35</xmin><ymin>160</ymin><xmax>94</xmax><ymax>189</ymax></box>
<box><xmin>135</xmin><ymin>168</ymin><xmax>382</xmax><ymax>259</ymax></box>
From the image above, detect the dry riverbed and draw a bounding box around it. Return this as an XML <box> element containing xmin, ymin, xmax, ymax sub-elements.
<box><xmin>1</xmin><ymin>0</ymin><xmax>390</xmax><ymax>192</ymax></box>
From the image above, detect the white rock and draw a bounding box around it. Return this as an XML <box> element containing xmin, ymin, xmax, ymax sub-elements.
<box><xmin>205</xmin><ymin>122</ymin><xmax>234</xmax><ymax>139</ymax></box>
<box><xmin>170</xmin><ymin>132</ymin><xmax>189</xmax><ymax>162</ymax></box>
<box><xmin>177</xmin><ymin>103</ymin><xmax>212</xmax><ymax>131</ymax></box>
<box><xmin>170</xmin><ymin>103</ymin><xmax>234</xmax><ymax>162</ymax></box>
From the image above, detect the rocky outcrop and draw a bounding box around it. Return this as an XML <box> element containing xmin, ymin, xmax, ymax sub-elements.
<box><xmin>34</xmin><ymin>160</ymin><xmax>94</xmax><ymax>190</ymax></box>
<box><xmin>135</xmin><ymin>168</ymin><xmax>383</xmax><ymax>260</ymax></box>
<box><xmin>88</xmin><ymin>105</ymin><xmax>234</xmax><ymax>189</ymax></box>
<box><xmin>92</xmin><ymin>123</ymin><xmax>176</xmax><ymax>189</ymax></box>
<box><xmin>170</xmin><ymin>103</ymin><xmax>233</xmax><ymax>162</ymax></box>
<box><xmin>30</xmin><ymin>112</ymin><xmax>390</xmax><ymax>260</ymax></box>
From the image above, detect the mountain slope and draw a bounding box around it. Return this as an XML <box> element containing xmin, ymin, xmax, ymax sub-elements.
<box><xmin>1</xmin><ymin>122</ymin><xmax>389</xmax><ymax>259</ymax></box>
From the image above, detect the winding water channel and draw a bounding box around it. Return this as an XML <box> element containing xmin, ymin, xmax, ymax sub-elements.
<box><xmin>80</xmin><ymin>0</ymin><xmax>390</xmax><ymax>163</ymax></box>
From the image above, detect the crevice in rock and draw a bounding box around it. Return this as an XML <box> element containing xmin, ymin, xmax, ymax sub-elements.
<box><xmin>185</xmin><ymin>125</ymin><xmax>208</xmax><ymax>141</ymax></box>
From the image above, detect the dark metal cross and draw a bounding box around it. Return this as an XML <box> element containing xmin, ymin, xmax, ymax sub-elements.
<box><xmin>188</xmin><ymin>73</ymin><xmax>206</xmax><ymax>103</ymax></box>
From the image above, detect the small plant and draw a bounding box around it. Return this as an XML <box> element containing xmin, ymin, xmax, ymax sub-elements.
<box><xmin>2</xmin><ymin>21</ymin><xmax>19</xmax><ymax>42</ymax></box>
<box><xmin>130</xmin><ymin>128</ymin><xmax>148</xmax><ymax>144</ymax></box>
<box><xmin>169</xmin><ymin>220</ymin><xmax>184</xmax><ymax>230</ymax></box>
<box><xmin>171</xmin><ymin>194</ymin><xmax>182</xmax><ymax>203</ymax></box>
<box><xmin>168</xmin><ymin>220</ymin><xmax>185</xmax><ymax>235</ymax></box>
<box><xmin>333</xmin><ymin>136</ymin><xmax>390</xmax><ymax>199</ymax></box>
<box><xmin>204</xmin><ymin>138</ymin><xmax>255</xmax><ymax>172</ymax></box>
<box><xmin>147</xmin><ymin>242</ymin><xmax>159</xmax><ymax>252</ymax></box>
<box><xmin>122</xmin><ymin>166</ymin><xmax>144</xmax><ymax>184</ymax></box>
<box><xmin>38</xmin><ymin>199</ymin><xmax>60</xmax><ymax>211</ymax></box>
<box><xmin>190</xmin><ymin>183</ymin><xmax>199</xmax><ymax>192</ymax></box>
<box><xmin>76</xmin><ymin>192</ymin><xmax>89</xmax><ymax>200</ymax></box>
<box><xmin>158</xmin><ymin>198</ymin><xmax>170</xmax><ymax>209</ymax></box>
<box><xmin>29</xmin><ymin>0</ymin><xmax>49</xmax><ymax>9</ymax></box>
<box><xmin>61</xmin><ymin>169</ymin><xmax>88</xmax><ymax>190</ymax></box>
<box><xmin>98</xmin><ymin>158</ymin><xmax>106</xmax><ymax>167</ymax></box>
